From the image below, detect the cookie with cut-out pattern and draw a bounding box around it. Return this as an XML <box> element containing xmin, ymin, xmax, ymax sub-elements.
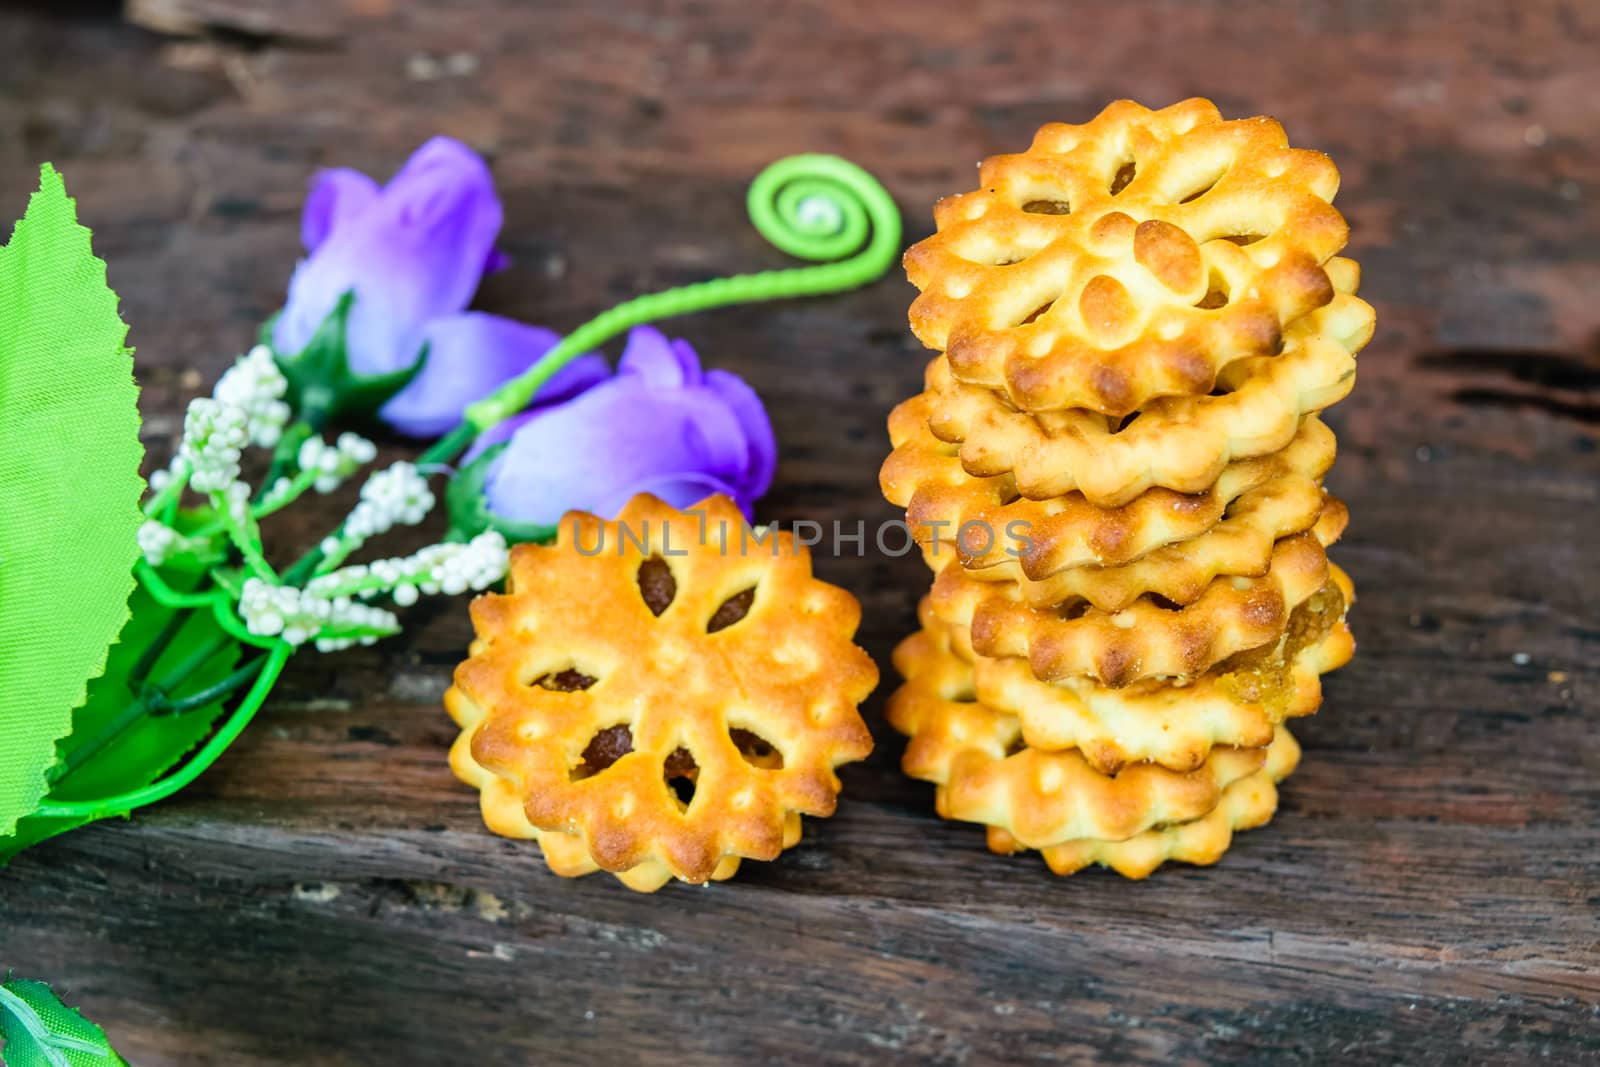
<box><xmin>889</xmin><ymin>623</ymin><xmax>1270</xmax><ymax>848</ymax></box>
<box><xmin>973</xmin><ymin>563</ymin><xmax>1352</xmax><ymax>772</ymax></box>
<box><xmin>926</xmin><ymin>265</ymin><xmax>1370</xmax><ymax>508</ymax></box>
<box><xmin>450</xmin><ymin>736</ymin><xmax>793</xmax><ymax>891</ymax></box>
<box><xmin>446</xmin><ymin>493</ymin><xmax>876</xmax><ymax>891</ymax></box>
<box><xmin>987</xmin><ymin>727</ymin><xmax>1302</xmax><ymax>878</ymax></box>
<box><xmin>930</xmin><ymin>530</ymin><xmax>1334</xmax><ymax>687</ymax></box>
<box><xmin>933</xmin><ymin>487</ymin><xmax>1346</xmax><ymax>616</ymax></box>
<box><xmin>906</xmin><ymin>98</ymin><xmax>1349</xmax><ymax>416</ymax></box>
<box><xmin>887</xmin><ymin>386</ymin><xmax>1335</xmax><ymax>587</ymax></box>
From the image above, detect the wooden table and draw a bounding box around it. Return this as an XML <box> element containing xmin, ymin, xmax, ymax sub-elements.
<box><xmin>2</xmin><ymin>2</ymin><xmax>1596</xmax><ymax>1063</ymax></box>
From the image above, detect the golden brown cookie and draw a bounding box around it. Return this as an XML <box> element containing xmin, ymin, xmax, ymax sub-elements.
<box><xmin>927</xmin><ymin>264</ymin><xmax>1371</xmax><ymax>507</ymax></box>
<box><xmin>973</xmin><ymin>564</ymin><xmax>1353</xmax><ymax>771</ymax></box>
<box><xmin>893</xmin><ymin>397</ymin><xmax>1337</xmax><ymax>595</ymax></box>
<box><xmin>445</xmin><ymin>493</ymin><xmax>877</xmax><ymax>891</ymax></box>
<box><xmin>905</xmin><ymin>98</ymin><xmax>1349</xmax><ymax>416</ymax></box>
<box><xmin>930</xmin><ymin>530</ymin><xmax>1334</xmax><ymax>687</ymax></box>
<box><xmin>887</xmin><ymin>628</ymin><xmax>1268</xmax><ymax>848</ymax></box>
<box><xmin>955</xmin><ymin>489</ymin><xmax>1347</xmax><ymax>614</ymax></box>
<box><xmin>450</xmin><ymin>737</ymin><xmax>772</xmax><ymax>891</ymax></box>
<box><xmin>988</xmin><ymin>727</ymin><xmax>1302</xmax><ymax>878</ymax></box>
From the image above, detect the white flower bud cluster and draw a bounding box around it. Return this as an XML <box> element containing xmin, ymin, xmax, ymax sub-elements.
<box><xmin>239</xmin><ymin>577</ymin><xmax>399</xmax><ymax>651</ymax></box>
<box><xmin>328</xmin><ymin>462</ymin><xmax>435</xmax><ymax>552</ymax></box>
<box><xmin>297</xmin><ymin>432</ymin><xmax>378</xmax><ymax>493</ymax></box>
<box><xmin>137</xmin><ymin>519</ymin><xmax>209</xmax><ymax>567</ymax></box>
<box><xmin>180</xmin><ymin>399</ymin><xmax>250</xmax><ymax>494</ymax></box>
<box><xmin>212</xmin><ymin>345</ymin><xmax>291</xmax><ymax>448</ymax></box>
<box><xmin>137</xmin><ymin>520</ymin><xmax>178</xmax><ymax>564</ymax></box>
<box><xmin>308</xmin><ymin>531</ymin><xmax>509</xmax><ymax>606</ymax></box>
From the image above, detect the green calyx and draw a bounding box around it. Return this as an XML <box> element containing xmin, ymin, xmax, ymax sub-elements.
<box><xmin>444</xmin><ymin>443</ymin><xmax>557</xmax><ymax>545</ymax></box>
<box><xmin>265</xmin><ymin>290</ymin><xmax>427</xmax><ymax>430</ymax></box>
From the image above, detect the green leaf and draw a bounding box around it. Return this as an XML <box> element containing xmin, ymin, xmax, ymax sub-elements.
<box><xmin>0</xmin><ymin>979</ymin><xmax>127</xmax><ymax>1066</ymax></box>
<box><xmin>268</xmin><ymin>290</ymin><xmax>427</xmax><ymax>430</ymax></box>
<box><xmin>444</xmin><ymin>443</ymin><xmax>557</xmax><ymax>546</ymax></box>
<box><xmin>1</xmin><ymin>583</ymin><xmax>241</xmax><ymax>861</ymax></box>
<box><xmin>0</xmin><ymin>164</ymin><xmax>145</xmax><ymax>839</ymax></box>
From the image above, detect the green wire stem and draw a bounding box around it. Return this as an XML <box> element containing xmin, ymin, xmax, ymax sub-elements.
<box><xmin>418</xmin><ymin>153</ymin><xmax>901</xmax><ymax>467</ymax></box>
<box><xmin>38</xmin><ymin>153</ymin><xmax>901</xmax><ymax>826</ymax></box>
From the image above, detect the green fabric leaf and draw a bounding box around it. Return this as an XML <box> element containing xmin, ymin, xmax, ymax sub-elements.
<box><xmin>0</xmin><ymin>979</ymin><xmax>127</xmax><ymax>1067</ymax></box>
<box><xmin>0</xmin><ymin>165</ymin><xmax>145</xmax><ymax>838</ymax></box>
<box><xmin>1</xmin><ymin>584</ymin><xmax>240</xmax><ymax>861</ymax></box>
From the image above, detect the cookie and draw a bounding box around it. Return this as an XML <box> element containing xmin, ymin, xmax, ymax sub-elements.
<box><xmin>930</xmin><ymin>530</ymin><xmax>1335</xmax><ymax>687</ymax></box>
<box><xmin>905</xmin><ymin>98</ymin><xmax>1349</xmax><ymax>415</ymax></box>
<box><xmin>446</xmin><ymin>493</ymin><xmax>876</xmax><ymax>890</ymax></box>
<box><xmin>887</xmin><ymin>626</ymin><xmax>1268</xmax><ymax>848</ymax></box>
<box><xmin>893</xmin><ymin>403</ymin><xmax>1337</xmax><ymax>604</ymax></box>
<box><xmin>975</xmin><ymin>565</ymin><xmax>1353</xmax><ymax>772</ymax></box>
<box><xmin>926</xmin><ymin>266</ymin><xmax>1370</xmax><ymax>507</ymax></box>
<box><xmin>963</xmin><ymin>491</ymin><xmax>1347</xmax><ymax>615</ymax></box>
<box><xmin>989</xmin><ymin>727</ymin><xmax>1302</xmax><ymax>878</ymax></box>
<box><xmin>887</xmin><ymin>387</ymin><xmax>1337</xmax><ymax>583</ymax></box>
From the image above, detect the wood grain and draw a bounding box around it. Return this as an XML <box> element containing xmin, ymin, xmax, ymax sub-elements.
<box><xmin>1</xmin><ymin>1</ymin><xmax>1596</xmax><ymax>1064</ymax></box>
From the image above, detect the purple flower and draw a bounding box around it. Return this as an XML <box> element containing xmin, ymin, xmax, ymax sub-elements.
<box><xmin>273</xmin><ymin>136</ymin><xmax>537</xmax><ymax>435</ymax></box>
<box><xmin>380</xmin><ymin>314</ymin><xmax>607</xmax><ymax>438</ymax></box>
<box><xmin>465</xmin><ymin>326</ymin><xmax>776</xmax><ymax>526</ymax></box>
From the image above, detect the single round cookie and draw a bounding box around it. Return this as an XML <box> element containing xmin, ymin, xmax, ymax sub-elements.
<box><xmin>930</xmin><ymin>530</ymin><xmax>1336</xmax><ymax>688</ymax></box>
<box><xmin>906</xmin><ymin>98</ymin><xmax>1350</xmax><ymax>416</ymax></box>
<box><xmin>988</xmin><ymin>729</ymin><xmax>1302</xmax><ymax>879</ymax></box>
<box><xmin>446</xmin><ymin>493</ymin><xmax>877</xmax><ymax>891</ymax></box>
<box><xmin>926</xmin><ymin>266</ymin><xmax>1371</xmax><ymax>507</ymax></box>
<box><xmin>888</xmin><ymin>386</ymin><xmax>1337</xmax><ymax>591</ymax></box>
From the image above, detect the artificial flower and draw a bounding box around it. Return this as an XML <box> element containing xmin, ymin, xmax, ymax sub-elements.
<box><xmin>464</xmin><ymin>326</ymin><xmax>776</xmax><ymax>527</ymax></box>
<box><xmin>272</xmin><ymin>136</ymin><xmax>547</xmax><ymax>434</ymax></box>
<box><xmin>378</xmin><ymin>315</ymin><xmax>609</xmax><ymax>438</ymax></box>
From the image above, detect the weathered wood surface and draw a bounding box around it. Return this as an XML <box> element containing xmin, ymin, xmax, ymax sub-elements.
<box><xmin>1</xmin><ymin>1</ymin><xmax>1597</xmax><ymax>1063</ymax></box>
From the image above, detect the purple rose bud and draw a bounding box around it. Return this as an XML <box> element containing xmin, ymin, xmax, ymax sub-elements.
<box><xmin>272</xmin><ymin>136</ymin><xmax>504</xmax><ymax>387</ymax></box>
<box><xmin>471</xmin><ymin>326</ymin><xmax>776</xmax><ymax>526</ymax></box>
<box><xmin>299</xmin><ymin>167</ymin><xmax>379</xmax><ymax>253</ymax></box>
<box><xmin>379</xmin><ymin>312</ymin><xmax>608</xmax><ymax>438</ymax></box>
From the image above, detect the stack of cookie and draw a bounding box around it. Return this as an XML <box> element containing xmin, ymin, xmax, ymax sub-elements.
<box><xmin>881</xmin><ymin>98</ymin><xmax>1371</xmax><ymax>877</ymax></box>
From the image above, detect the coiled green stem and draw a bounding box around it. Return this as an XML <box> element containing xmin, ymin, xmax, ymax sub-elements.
<box><xmin>419</xmin><ymin>153</ymin><xmax>901</xmax><ymax>466</ymax></box>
